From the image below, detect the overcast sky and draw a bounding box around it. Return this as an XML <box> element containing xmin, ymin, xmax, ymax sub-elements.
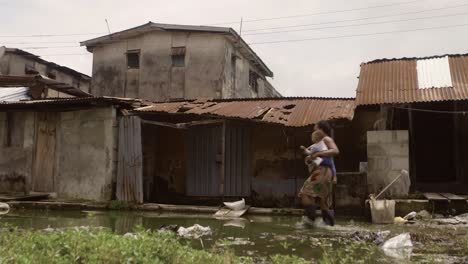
<box><xmin>1</xmin><ymin>0</ymin><xmax>468</xmax><ymax>97</ymax></box>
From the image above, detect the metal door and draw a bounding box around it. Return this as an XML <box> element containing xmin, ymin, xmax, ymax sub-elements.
<box><xmin>224</xmin><ymin>124</ymin><xmax>252</xmax><ymax>196</ymax></box>
<box><xmin>187</xmin><ymin>124</ymin><xmax>223</xmax><ymax>196</ymax></box>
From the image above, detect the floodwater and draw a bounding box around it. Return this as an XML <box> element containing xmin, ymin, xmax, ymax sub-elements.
<box><xmin>2</xmin><ymin>209</ymin><xmax>468</xmax><ymax>263</ymax></box>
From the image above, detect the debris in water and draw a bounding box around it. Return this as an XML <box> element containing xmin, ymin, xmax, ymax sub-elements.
<box><xmin>416</xmin><ymin>210</ymin><xmax>432</xmax><ymax>220</ymax></box>
<box><xmin>394</xmin><ymin>216</ymin><xmax>408</xmax><ymax>224</ymax></box>
<box><xmin>123</xmin><ymin>232</ymin><xmax>138</xmax><ymax>239</ymax></box>
<box><xmin>431</xmin><ymin>217</ymin><xmax>467</xmax><ymax>225</ymax></box>
<box><xmin>159</xmin><ymin>224</ymin><xmax>179</xmax><ymax>232</ymax></box>
<box><xmin>403</xmin><ymin>211</ymin><xmax>417</xmax><ymax>220</ymax></box>
<box><xmin>177</xmin><ymin>224</ymin><xmax>212</xmax><ymax>239</ymax></box>
<box><xmin>350</xmin><ymin>230</ymin><xmax>390</xmax><ymax>246</ymax></box>
<box><xmin>381</xmin><ymin>233</ymin><xmax>413</xmax><ymax>260</ymax></box>
<box><xmin>0</xmin><ymin>202</ymin><xmax>10</xmax><ymax>215</ymax></box>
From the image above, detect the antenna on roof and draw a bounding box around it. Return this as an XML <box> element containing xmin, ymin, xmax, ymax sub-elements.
<box><xmin>239</xmin><ymin>17</ymin><xmax>243</xmax><ymax>36</ymax></box>
<box><xmin>105</xmin><ymin>19</ymin><xmax>112</xmax><ymax>35</ymax></box>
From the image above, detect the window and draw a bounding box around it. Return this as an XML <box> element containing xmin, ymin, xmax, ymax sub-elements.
<box><xmin>172</xmin><ymin>55</ymin><xmax>185</xmax><ymax>67</ymax></box>
<box><xmin>126</xmin><ymin>50</ymin><xmax>140</xmax><ymax>69</ymax></box>
<box><xmin>25</xmin><ymin>64</ymin><xmax>38</xmax><ymax>75</ymax></box>
<box><xmin>47</xmin><ymin>71</ymin><xmax>56</xmax><ymax>79</ymax></box>
<box><xmin>171</xmin><ymin>47</ymin><xmax>186</xmax><ymax>67</ymax></box>
<box><xmin>249</xmin><ymin>70</ymin><xmax>259</xmax><ymax>92</ymax></box>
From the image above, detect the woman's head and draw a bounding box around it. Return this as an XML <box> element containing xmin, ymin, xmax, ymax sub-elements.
<box><xmin>314</xmin><ymin>120</ymin><xmax>333</xmax><ymax>136</ymax></box>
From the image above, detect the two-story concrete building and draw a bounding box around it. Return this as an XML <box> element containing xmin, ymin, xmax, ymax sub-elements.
<box><xmin>81</xmin><ymin>22</ymin><xmax>281</xmax><ymax>101</ymax></box>
<box><xmin>0</xmin><ymin>47</ymin><xmax>91</xmax><ymax>95</ymax></box>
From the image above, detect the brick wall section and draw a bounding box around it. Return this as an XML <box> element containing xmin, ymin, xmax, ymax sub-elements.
<box><xmin>367</xmin><ymin>130</ymin><xmax>410</xmax><ymax>197</ymax></box>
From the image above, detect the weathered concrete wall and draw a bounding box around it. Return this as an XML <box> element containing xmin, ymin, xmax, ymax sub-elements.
<box><xmin>0</xmin><ymin>49</ymin><xmax>90</xmax><ymax>94</ymax></box>
<box><xmin>0</xmin><ymin>107</ymin><xmax>116</xmax><ymax>201</ymax></box>
<box><xmin>222</xmin><ymin>42</ymin><xmax>279</xmax><ymax>98</ymax></box>
<box><xmin>367</xmin><ymin>130</ymin><xmax>410</xmax><ymax>197</ymax></box>
<box><xmin>91</xmin><ymin>32</ymin><xmax>225</xmax><ymax>100</ymax></box>
<box><xmin>90</xmin><ymin>31</ymin><xmax>279</xmax><ymax>100</ymax></box>
<box><xmin>56</xmin><ymin>107</ymin><xmax>116</xmax><ymax>201</ymax></box>
<box><xmin>251</xmin><ymin>125</ymin><xmax>310</xmax><ymax>206</ymax></box>
<box><xmin>0</xmin><ymin>112</ymin><xmax>35</xmax><ymax>193</ymax></box>
<box><xmin>335</xmin><ymin>172</ymin><xmax>367</xmax><ymax>215</ymax></box>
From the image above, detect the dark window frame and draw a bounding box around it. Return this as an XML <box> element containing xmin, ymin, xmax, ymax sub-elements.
<box><xmin>171</xmin><ymin>54</ymin><xmax>185</xmax><ymax>67</ymax></box>
<box><xmin>249</xmin><ymin>70</ymin><xmax>259</xmax><ymax>93</ymax></box>
<box><xmin>126</xmin><ymin>50</ymin><xmax>140</xmax><ymax>69</ymax></box>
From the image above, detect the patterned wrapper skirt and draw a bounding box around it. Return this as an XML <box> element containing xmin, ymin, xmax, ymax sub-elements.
<box><xmin>299</xmin><ymin>166</ymin><xmax>333</xmax><ymax>208</ymax></box>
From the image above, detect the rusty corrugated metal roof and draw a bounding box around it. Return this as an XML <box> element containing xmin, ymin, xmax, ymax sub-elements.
<box><xmin>0</xmin><ymin>96</ymin><xmax>143</xmax><ymax>110</ymax></box>
<box><xmin>356</xmin><ymin>54</ymin><xmax>468</xmax><ymax>105</ymax></box>
<box><xmin>0</xmin><ymin>75</ymin><xmax>92</xmax><ymax>97</ymax></box>
<box><xmin>134</xmin><ymin>97</ymin><xmax>355</xmax><ymax>127</ymax></box>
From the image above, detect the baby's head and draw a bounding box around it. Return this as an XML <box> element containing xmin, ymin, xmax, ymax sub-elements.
<box><xmin>311</xmin><ymin>130</ymin><xmax>325</xmax><ymax>143</ymax></box>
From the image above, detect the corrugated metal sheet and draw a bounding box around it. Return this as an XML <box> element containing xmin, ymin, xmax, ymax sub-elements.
<box><xmin>187</xmin><ymin>124</ymin><xmax>222</xmax><ymax>196</ymax></box>
<box><xmin>357</xmin><ymin>54</ymin><xmax>468</xmax><ymax>105</ymax></box>
<box><xmin>0</xmin><ymin>96</ymin><xmax>142</xmax><ymax>109</ymax></box>
<box><xmin>0</xmin><ymin>87</ymin><xmax>31</xmax><ymax>101</ymax></box>
<box><xmin>0</xmin><ymin>75</ymin><xmax>91</xmax><ymax>98</ymax></box>
<box><xmin>417</xmin><ymin>56</ymin><xmax>453</xmax><ymax>89</ymax></box>
<box><xmin>224</xmin><ymin>123</ymin><xmax>252</xmax><ymax>197</ymax></box>
<box><xmin>135</xmin><ymin>97</ymin><xmax>355</xmax><ymax>127</ymax></box>
<box><xmin>116</xmin><ymin>116</ymin><xmax>143</xmax><ymax>203</ymax></box>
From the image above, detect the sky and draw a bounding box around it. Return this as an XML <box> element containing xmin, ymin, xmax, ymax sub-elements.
<box><xmin>1</xmin><ymin>0</ymin><xmax>468</xmax><ymax>98</ymax></box>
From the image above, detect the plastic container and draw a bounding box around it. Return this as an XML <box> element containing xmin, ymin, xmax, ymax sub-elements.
<box><xmin>370</xmin><ymin>200</ymin><xmax>395</xmax><ymax>224</ymax></box>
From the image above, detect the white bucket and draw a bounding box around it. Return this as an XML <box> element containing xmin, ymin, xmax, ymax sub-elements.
<box><xmin>370</xmin><ymin>200</ymin><xmax>395</xmax><ymax>224</ymax></box>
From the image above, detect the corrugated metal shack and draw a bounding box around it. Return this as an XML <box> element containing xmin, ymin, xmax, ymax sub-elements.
<box><xmin>355</xmin><ymin>53</ymin><xmax>468</xmax><ymax>194</ymax></box>
<box><xmin>132</xmin><ymin>97</ymin><xmax>359</xmax><ymax>207</ymax></box>
<box><xmin>0</xmin><ymin>95</ymin><xmax>144</xmax><ymax>202</ymax></box>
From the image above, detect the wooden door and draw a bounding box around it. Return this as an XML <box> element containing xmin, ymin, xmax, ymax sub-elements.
<box><xmin>32</xmin><ymin>113</ymin><xmax>57</xmax><ymax>192</ymax></box>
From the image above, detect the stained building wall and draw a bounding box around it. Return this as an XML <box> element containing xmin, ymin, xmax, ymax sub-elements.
<box><xmin>0</xmin><ymin>107</ymin><xmax>116</xmax><ymax>201</ymax></box>
<box><xmin>0</xmin><ymin>112</ymin><xmax>35</xmax><ymax>193</ymax></box>
<box><xmin>90</xmin><ymin>31</ymin><xmax>279</xmax><ymax>101</ymax></box>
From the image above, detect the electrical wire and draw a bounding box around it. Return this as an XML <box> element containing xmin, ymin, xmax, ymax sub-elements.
<box><xmin>0</xmin><ymin>0</ymin><xmax>445</xmax><ymax>38</ymax></box>
<box><xmin>19</xmin><ymin>45</ymin><xmax>80</xmax><ymax>49</ymax></box>
<box><xmin>243</xmin><ymin>2</ymin><xmax>468</xmax><ymax>32</ymax></box>
<box><xmin>0</xmin><ymin>32</ymin><xmax>106</xmax><ymax>38</ymax></box>
<box><xmin>248</xmin><ymin>22</ymin><xmax>468</xmax><ymax>45</ymax></box>
<box><xmin>393</xmin><ymin>106</ymin><xmax>468</xmax><ymax>114</ymax></box>
<box><xmin>209</xmin><ymin>0</ymin><xmax>424</xmax><ymax>25</ymax></box>
<box><xmin>244</xmin><ymin>11</ymin><xmax>468</xmax><ymax>36</ymax></box>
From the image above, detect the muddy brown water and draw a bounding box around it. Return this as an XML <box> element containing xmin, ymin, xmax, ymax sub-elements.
<box><xmin>1</xmin><ymin>209</ymin><xmax>467</xmax><ymax>263</ymax></box>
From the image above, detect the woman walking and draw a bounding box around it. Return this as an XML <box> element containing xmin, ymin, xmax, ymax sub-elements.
<box><xmin>299</xmin><ymin>120</ymin><xmax>339</xmax><ymax>226</ymax></box>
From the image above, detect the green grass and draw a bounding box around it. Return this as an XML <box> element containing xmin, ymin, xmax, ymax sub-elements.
<box><xmin>0</xmin><ymin>226</ymin><xmax>308</xmax><ymax>264</ymax></box>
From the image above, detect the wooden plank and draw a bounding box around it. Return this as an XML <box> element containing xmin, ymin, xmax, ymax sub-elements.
<box><xmin>423</xmin><ymin>192</ymin><xmax>448</xmax><ymax>201</ymax></box>
<box><xmin>439</xmin><ymin>193</ymin><xmax>467</xmax><ymax>201</ymax></box>
<box><xmin>0</xmin><ymin>193</ymin><xmax>49</xmax><ymax>202</ymax></box>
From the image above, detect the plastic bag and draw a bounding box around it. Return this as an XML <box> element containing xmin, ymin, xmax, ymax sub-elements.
<box><xmin>382</xmin><ymin>233</ymin><xmax>413</xmax><ymax>260</ymax></box>
<box><xmin>177</xmin><ymin>224</ymin><xmax>212</xmax><ymax>239</ymax></box>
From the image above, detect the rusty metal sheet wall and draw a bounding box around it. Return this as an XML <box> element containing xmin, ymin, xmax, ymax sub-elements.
<box><xmin>224</xmin><ymin>123</ymin><xmax>252</xmax><ymax>197</ymax></box>
<box><xmin>356</xmin><ymin>55</ymin><xmax>468</xmax><ymax>105</ymax></box>
<box><xmin>187</xmin><ymin>124</ymin><xmax>222</xmax><ymax>196</ymax></box>
<box><xmin>116</xmin><ymin>116</ymin><xmax>143</xmax><ymax>203</ymax></box>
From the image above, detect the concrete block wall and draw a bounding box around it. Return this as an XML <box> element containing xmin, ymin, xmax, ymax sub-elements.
<box><xmin>56</xmin><ymin>107</ymin><xmax>116</xmax><ymax>201</ymax></box>
<box><xmin>0</xmin><ymin>112</ymin><xmax>35</xmax><ymax>193</ymax></box>
<box><xmin>367</xmin><ymin>130</ymin><xmax>410</xmax><ymax>197</ymax></box>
